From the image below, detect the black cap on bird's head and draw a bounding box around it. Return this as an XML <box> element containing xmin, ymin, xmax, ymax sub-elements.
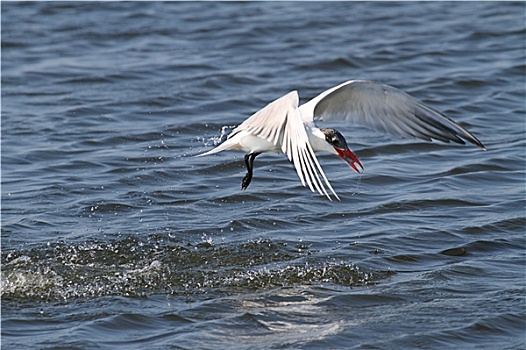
<box><xmin>320</xmin><ymin>128</ymin><xmax>364</xmax><ymax>174</ymax></box>
<box><xmin>320</xmin><ymin>128</ymin><xmax>349</xmax><ymax>149</ymax></box>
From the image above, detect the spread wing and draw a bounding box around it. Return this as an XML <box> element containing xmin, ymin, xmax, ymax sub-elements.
<box><xmin>300</xmin><ymin>80</ymin><xmax>485</xmax><ymax>150</ymax></box>
<box><xmin>232</xmin><ymin>91</ymin><xmax>341</xmax><ymax>200</ymax></box>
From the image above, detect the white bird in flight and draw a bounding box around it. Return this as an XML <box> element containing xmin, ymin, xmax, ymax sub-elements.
<box><xmin>197</xmin><ymin>80</ymin><xmax>485</xmax><ymax>200</ymax></box>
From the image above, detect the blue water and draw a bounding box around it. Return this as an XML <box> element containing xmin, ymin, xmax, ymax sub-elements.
<box><xmin>2</xmin><ymin>2</ymin><xmax>525</xmax><ymax>349</ymax></box>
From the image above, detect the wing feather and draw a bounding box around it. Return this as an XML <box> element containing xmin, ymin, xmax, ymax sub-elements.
<box><xmin>229</xmin><ymin>91</ymin><xmax>298</xmax><ymax>144</ymax></box>
<box><xmin>302</xmin><ymin>80</ymin><xmax>485</xmax><ymax>150</ymax></box>
<box><xmin>285</xmin><ymin>108</ymin><xmax>339</xmax><ymax>200</ymax></box>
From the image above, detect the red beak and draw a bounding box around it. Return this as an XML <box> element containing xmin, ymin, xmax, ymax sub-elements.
<box><xmin>336</xmin><ymin>148</ymin><xmax>364</xmax><ymax>174</ymax></box>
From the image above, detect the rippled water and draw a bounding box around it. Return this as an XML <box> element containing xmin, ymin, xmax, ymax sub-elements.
<box><xmin>2</xmin><ymin>2</ymin><xmax>525</xmax><ymax>349</ymax></box>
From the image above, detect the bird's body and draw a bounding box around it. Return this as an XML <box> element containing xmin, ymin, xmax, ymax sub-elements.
<box><xmin>196</xmin><ymin>80</ymin><xmax>485</xmax><ymax>200</ymax></box>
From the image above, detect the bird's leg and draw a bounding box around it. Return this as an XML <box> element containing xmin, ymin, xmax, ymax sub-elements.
<box><xmin>241</xmin><ymin>153</ymin><xmax>260</xmax><ymax>190</ymax></box>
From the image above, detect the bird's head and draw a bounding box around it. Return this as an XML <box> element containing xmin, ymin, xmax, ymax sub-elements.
<box><xmin>320</xmin><ymin>128</ymin><xmax>364</xmax><ymax>174</ymax></box>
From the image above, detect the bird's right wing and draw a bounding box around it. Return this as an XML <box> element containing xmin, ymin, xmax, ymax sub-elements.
<box><xmin>282</xmin><ymin>106</ymin><xmax>341</xmax><ymax>201</ymax></box>
<box><xmin>232</xmin><ymin>91</ymin><xmax>341</xmax><ymax>200</ymax></box>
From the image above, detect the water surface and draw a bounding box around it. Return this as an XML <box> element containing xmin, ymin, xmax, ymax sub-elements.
<box><xmin>2</xmin><ymin>2</ymin><xmax>525</xmax><ymax>349</ymax></box>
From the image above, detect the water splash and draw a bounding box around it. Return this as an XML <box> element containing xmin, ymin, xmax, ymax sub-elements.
<box><xmin>1</xmin><ymin>237</ymin><xmax>383</xmax><ymax>302</ymax></box>
<box><xmin>192</xmin><ymin>125</ymin><xmax>236</xmax><ymax>150</ymax></box>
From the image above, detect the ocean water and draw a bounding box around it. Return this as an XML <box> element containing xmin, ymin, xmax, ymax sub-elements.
<box><xmin>2</xmin><ymin>2</ymin><xmax>525</xmax><ymax>349</ymax></box>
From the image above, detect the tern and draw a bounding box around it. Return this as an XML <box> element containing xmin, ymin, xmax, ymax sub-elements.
<box><xmin>196</xmin><ymin>80</ymin><xmax>485</xmax><ymax>200</ymax></box>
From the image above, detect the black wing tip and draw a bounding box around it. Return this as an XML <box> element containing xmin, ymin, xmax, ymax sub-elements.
<box><xmin>475</xmin><ymin>140</ymin><xmax>487</xmax><ymax>151</ymax></box>
<box><xmin>452</xmin><ymin>134</ymin><xmax>486</xmax><ymax>151</ymax></box>
<box><xmin>465</xmin><ymin>134</ymin><xmax>486</xmax><ymax>151</ymax></box>
<box><xmin>417</xmin><ymin>105</ymin><xmax>487</xmax><ymax>151</ymax></box>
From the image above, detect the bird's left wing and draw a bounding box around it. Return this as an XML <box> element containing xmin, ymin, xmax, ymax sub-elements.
<box><xmin>233</xmin><ymin>91</ymin><xmax>340</xmax><ymax>200</ymax></box>
<box><xmin>300</xmin><ymin>80</ymin><xmax>485</xmax><ymax>150</ymax></box>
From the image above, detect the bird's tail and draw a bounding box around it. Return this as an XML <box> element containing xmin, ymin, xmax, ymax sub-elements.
<box><xmin>194</xmin><ymin>136</ymin><xmax>238</xmax><ymax>157</ymax></box>
<box><xmin>195</xmin><ymin>144</ymin><xmax>224</xmax><ymax>157</ymax></box>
